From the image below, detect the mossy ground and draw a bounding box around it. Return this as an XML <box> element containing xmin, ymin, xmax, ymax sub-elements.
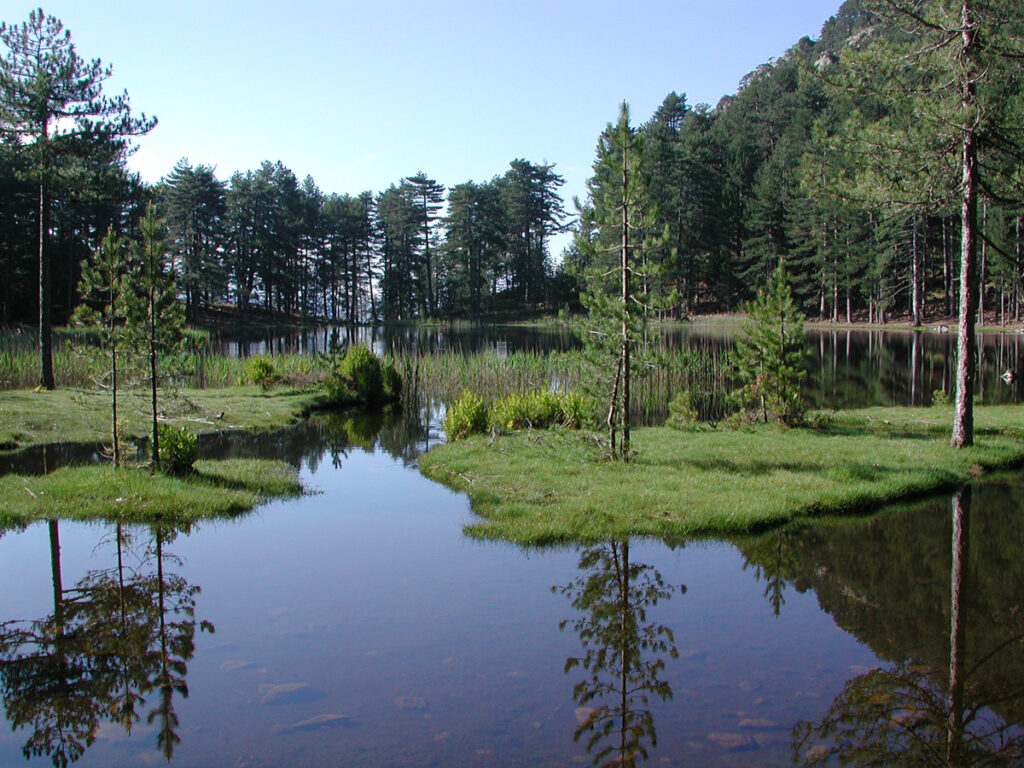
<box><xmin>418</xmin><ymin>404</ymin><xmax>1024</xmax><ymax>545</ymax></box>
<box><xmin>0</xmin><ymin>459</ymin><xmax>302</xmax><ymax>526</ymax></box>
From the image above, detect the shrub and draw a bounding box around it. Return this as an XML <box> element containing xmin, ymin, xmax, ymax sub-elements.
<box><xmin>246</xmin><ymin>355</ymin><xmax>276</xmax><ymax>391</ymax></box>
<box><xmin>666</xmin><ymin>390</ymin><xmax>699</xmax><ymax>430</ymax></box>
<box><xmin>324</xmin><ymin>344</ymin><xmax>398</xmax><ymax>406</ymax></box>
<box><xmin>443</xmin><ymin>390</ymin><xmax>488</xmax><ymax>441</ymax></box>
<box><xmin>157</xmin><ymin>423</ymin><xmax>197</xmax><ymax>476</ymax></box>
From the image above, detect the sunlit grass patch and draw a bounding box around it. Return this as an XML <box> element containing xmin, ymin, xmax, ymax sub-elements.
<box><xmin>418</xmin><ymin>405</ymin><xmax>1024</xmax><ymax>545</ymax></box>
<box><xmin>0</xmin><ymin>459</ymin><xmax>302</xmax><ymax>525</ymax></box>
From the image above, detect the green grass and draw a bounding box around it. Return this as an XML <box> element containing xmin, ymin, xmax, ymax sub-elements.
<box><xmin>0</xmin><ymin>386</ymin><xmax>323</xmax><ymax>452</ymax></box>
<box><xmin>0</xmin><ymin>459</ymin><xmax>302</xmax><ymax>525</ymax></box>
<box><xmin>418</xmin><ymin>404</ymin><xmax>1024</xmax><ymax>545</ymax></box>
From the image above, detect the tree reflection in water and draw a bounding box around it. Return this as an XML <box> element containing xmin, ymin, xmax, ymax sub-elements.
<box><xmin>556</xmin><ymin>541</ymin><xmax>681</xmax><ymax>767</ymax></box>
<box><xmin>792</xmin><ymin>488</ymin><xmax>1024</xmax><ymax>767</ymax></box>
<box><xmin>0</xmin><ymin>521</ymin><xmax>212</xmax><ymax>766</ymax></box>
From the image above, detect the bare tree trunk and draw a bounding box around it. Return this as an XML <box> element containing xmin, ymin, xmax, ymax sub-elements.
<box><xmin>38</xmin><ymin>179</ymin><xmax>55</xmax><ymax>389</ymax></box>
<box><xmin>951</xmin><ymin>0</ymin><xmax>979</xmax><ymax>449</ymax></box>
<box><xmin>620</xmin><ymin>158</ymin><xmax>631</xmax><ymax>459</ymax></box>
<box><xmin>912</xmin><ymin>220</ymin><xmax>922</xmax><ymax>327</ymax></box>
<box><xmin>608</xmin><ymin>356</ymin><xmax>622</xmax><ymax>457</ymax></box>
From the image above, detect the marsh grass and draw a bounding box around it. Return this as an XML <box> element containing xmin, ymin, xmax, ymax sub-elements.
<box><xmin>418</xmin><ymin>404</ymin><xmax>1024</xmax><ymax>545</ymax></box>
<box><xmin>412</xmin><ymin>348</ymin><xmax>729</xmax><ymax>423</ymax></box>
<box><xmin>1</xmin><ymin>458</ymin><xmax>301</xmax><ymax>525</ymax></box>
<box><xmin>0</xmin><ymin>328</ymin><xmax>328</xmax><ymax>390</ymax></box>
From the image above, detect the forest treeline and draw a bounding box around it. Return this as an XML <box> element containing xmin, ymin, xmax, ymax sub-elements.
<box><xmin>1</xmin><ymin>0</ymin><xmax>1022</xmax><ymax>329</ymax></box>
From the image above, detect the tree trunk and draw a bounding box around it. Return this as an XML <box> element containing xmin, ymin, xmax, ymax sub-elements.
<box><xmin>911</xmin><ymin>220</ymin><xmax>922</xmax><ymax>327</ymax></box>
<box><xmin>951</xmin><ymin>0</ymin><xmax>978</xmax><ymax>449</ymax></box>
<box><xmin>38</xmin><ymin>179</ymin><xmax>55</xmax><ymax>389</ymax></box>
<box><xmin>620</xmin><ymin>160</ymin><xmax>631</xmax><ymax>459</ymax></box>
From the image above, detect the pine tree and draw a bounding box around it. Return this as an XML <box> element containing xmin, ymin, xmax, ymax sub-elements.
<box><xmin>0</xmin><ymin>9</ymin><xmax>154</xmax><ymax>389</ymax></box>
<box><xmin>815</xmin><ymin>0</ymin><xmax>1024</xmax><ymax>446</ymax></box>
<box><xmin>579</xmin><ymin>103</ymin><xmax>663</xmax><ymax>459</ymax></box>
<box><xmin>731</xmin><ymin>260</ymin><xmax>808</xmax><ymax>424</ymax></box>
<box><xmin>126</xmin><ymin>205</ymin><xmax>184</xmax><ymax>470</ymax></box>
<box><xmin>72</xmin><ymin>227</ymin><xmax>130</xmax><ymax>466</ymax></box>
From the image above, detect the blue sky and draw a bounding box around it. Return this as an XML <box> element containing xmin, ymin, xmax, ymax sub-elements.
<box><xmin>7</xmin><ymin>0</ymin><xmax>842</xmax><ymax>255</ymax></box>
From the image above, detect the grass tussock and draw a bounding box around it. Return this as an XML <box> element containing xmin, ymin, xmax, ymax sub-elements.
<box><xmin>418</xmin><ymin>404</ymin><xmax>1024</xmax><ymax>545</ymax></box>
<box><xmin>0</xmin><ymin>459</ymin><xmax>302</xmax><ymax>525</ymax></box>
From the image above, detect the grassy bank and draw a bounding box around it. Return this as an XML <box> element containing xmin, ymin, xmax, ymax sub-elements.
<box><xmin>418</xmin><ymin>404</ymin><xmax>1024</xmax><ymax>545</ymax></box>
<box><xmin>1</xmin><ymin>459</ymin><xmax>302</xmax><ymax>525</ymax></box>
<box><xmin>0</xmin><ymin>386</ymin><xmax>322</xmax><ymax>452</ymax></box>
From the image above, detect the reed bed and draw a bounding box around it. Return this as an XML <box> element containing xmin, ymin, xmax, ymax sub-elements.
<box><xmin>0</xmin><ymin>329</ymin><xmax>328</xmax><ymax>390</ymax></box>
<box><xmin>1</xmin><ymin>328</ymin><xmax>730</xmax><ymax>423</ymax></box>
<box><xmin>406</xmin><ymin>347</ymin><xmax>730</xmax><ymax>423</ymax></box>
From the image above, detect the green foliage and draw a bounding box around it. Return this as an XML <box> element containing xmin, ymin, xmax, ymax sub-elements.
<box><xmin>730</xmin><ymin>261</ymin><xmax>808</xmax><ymax>425</ymax></box>
<box><xmin>72</xmin><ymin>227</ymin><xmax>131</xmax><ymax>464</ymax></box>
<box><xmin>324</xmin><ymin>344</ymin><xmax>400</xmax><ymax>407</ymax></box>
<box><xmin>156</xmin><ymin>424</ymin><xmax>196</xmax><ymax>476</ymax></box>
<box><xmin>245</xmin><ymin>355</ymin><xmax>276</xmax><ymax>391</ymax></box>
<box><xmin>489</xmin><ymin>389</ymin><xmax>588</xmax><ymax>431</ymax></box>
<box><xmin>443</xmin><ymin>389</ymin><xmax>488</xmax><ymax>441</ymax></box>
<box><xmin>340</xmin><ymin>343</ymin><xmax>383</xmax><ymax>398</ymax></box>
<box><xmin>126</xmin><ymin>204</ymin><xmax>185</xmax><ymax>466</ymax></box>
<box><xmin>577</xmin><ymin>102</ymin><xmax>667</xmax><ymax>460</ymax></box>
<box><xmin>665</xmin><ymin>390</ymin><xmax>699</xmax><ymax>430</ymax></box>
<box><xmin>444</xmin><ymin>387</ymin><xmax>588</xmax><ymax>442</ymax></box>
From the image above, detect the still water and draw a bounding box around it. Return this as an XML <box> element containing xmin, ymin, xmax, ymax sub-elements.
<box><xmin>0</xmin><ymin>406</ymin><xmax>1022</xmax><ymax>766</ymax></box>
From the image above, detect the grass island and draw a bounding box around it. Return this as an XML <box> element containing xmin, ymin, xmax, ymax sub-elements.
<box><xmin>419</xmin><ymin>404</ymin><xmax>1024</xmax><ymax>545</ymax></box>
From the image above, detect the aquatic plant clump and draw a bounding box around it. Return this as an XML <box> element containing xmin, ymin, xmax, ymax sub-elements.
<box><xmin>443</xmin><ymin>388</ymin><xmax>588</xmax><ymax>441</ymax></box>
<box><xmin>324</xmin><ymin>344</ymin><xmax>401</xmax><ymax>407</ymax></box>
<box><xmin>489</xmin><ymin>389</ymin><xmax>588</xmax><ymax>431</ymax></box>
<box><xmin>443</xmin><ymin>390</ymin><xmax>488</xmax><ymax>441</ymax></box>
<box><xmin>246</xmin><ymin>355</ymin><xmax>276</xmax><ymax>390</ymax></box>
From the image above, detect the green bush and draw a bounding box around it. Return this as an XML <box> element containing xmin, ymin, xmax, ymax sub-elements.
<box><xmin>157</xmin><ymin>423</ymin><xmax>197</xmax><ymax>476</ymax></box>
<box><xmin>443</xmin><ymin>390</ymin><xmax>488</xmax><ymax>441</ymax></box>
<box><xmin>666</xmin><ymin>390</ymin><xmax>699</xmax><ymax>430</ymax></box>
<box><xmin>325</xmin><ymin>344</ymin><xmax>399</xmax><ymax>406</ymax></box>
<box><xmin>246</xmin><ymin>355</ymin><xmax>276</xmax><ymax>391</ymax></box>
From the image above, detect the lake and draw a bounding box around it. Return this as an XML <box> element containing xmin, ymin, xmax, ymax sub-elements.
<box><xmin>0</xmin><ymin>325</ymin><xmax>1022</xmax><ymax>766</ymax></box>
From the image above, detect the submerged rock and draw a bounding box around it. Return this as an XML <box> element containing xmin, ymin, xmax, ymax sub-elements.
<box><xmin>276</xmin><ymin>714</ymin><xmax>358</xmax><ymax>734</ymax></box>
<box><xmin>220</xmin><ymin>659</ymin><xmax>257</xmax><ymax>672</ymax></box>
<box><xmin>259</xmin><ymin>682</ymin><xmax>324</xmax><ymax>705</ymax></box>
<box><xmin>395</xmin><ymin>695</ymin><xmax>428</xmax><ymax>710</ymax></box>
<box><xmin>707</xmin><ymin>732</ymin><xmax>758</xmax><ymax>752</ymax></box>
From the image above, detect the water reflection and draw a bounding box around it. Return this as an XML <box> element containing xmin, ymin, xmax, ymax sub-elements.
<box><xmin>739</xmin><ymin>485</ymin><xmax>1024</xmax><ymax>766</ymax></box>
<box><xmin>556</xmin><ymin>541</ymin><xmax>681</xmax><ymax>767</ymax></box>
<box><xmin>0</xmin><ymin>523</ymin><xmax>211</xmax><ymax>766</ymax></box>
<box><xmin>4</xmin><ymin>405</ymin><xmax>437</xmax><ymax>478</ymax></box>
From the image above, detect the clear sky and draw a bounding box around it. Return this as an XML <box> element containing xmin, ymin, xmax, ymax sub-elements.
<box><xmin>5</xmin><ymin>0</ymin><xmax>842</xmax><ymax>255</ymax></box>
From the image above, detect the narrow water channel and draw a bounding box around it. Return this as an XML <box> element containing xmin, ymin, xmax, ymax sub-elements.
<box><xmin>0</xmin><ymin>407</ymin><xmax>1021</xmax><ymax>767</ymax></box>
